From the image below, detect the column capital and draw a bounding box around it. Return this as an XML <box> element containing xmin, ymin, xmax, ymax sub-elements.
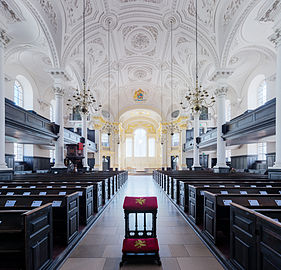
<box><xmin>0</xmin><ymin>29</ymin><xmax>10</xmax><ymax>47</ymax></box>
<box><xmin>214</xmin><ymin>86</ymin><xmax>228</xmax><ymax>97</ymax></box>
<box><xmin>53</xmin><ymin>86</ymin><xmax>64</xmax><ymax>96</ymax></box>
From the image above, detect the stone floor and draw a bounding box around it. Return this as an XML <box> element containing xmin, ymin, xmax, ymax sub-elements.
<box><xmin>60</xmin><ymin>175</ymin><xmax>224</xmax><ymax>270</ymax></box>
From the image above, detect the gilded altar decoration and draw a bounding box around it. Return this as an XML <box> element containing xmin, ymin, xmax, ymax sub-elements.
<box><xmin>134</xmin><ymin>240</ymin><xmax>146</xmax><ymax>249</ymax></box>
<box><xmin>134</xmin><ymin>89</ymin><xmax>145</xmax><ymax>102</ymax></box>
<box><xmin>136</xmin><ymin>198</ymin><xmax>146</xmax><ymax>205</ymax></box>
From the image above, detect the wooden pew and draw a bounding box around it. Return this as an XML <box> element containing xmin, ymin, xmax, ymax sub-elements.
<box><xmin>230</xmin><ymin>203</ymin><xmax>281</xmax><ymax>270</ymax></box>
<box><xmin>203</xmin><ymin>192</ymin><xmax>281</xmax><ymax>244</ymax></box>
<box><xmin>0</xmin><ymin>204</ymin><xmax>53</xmax><ymax>270</ymax></box>
<box><xmin>0</xmin><ymin>185</ymin><xmax>93</xmax><ymax>225</ymax></box>
<box><xmin>0</xmin><ymin>193</ymin><xmax>79</xmax><ymax>245</ymax></box>
<box><xmin>189</xmin><ymin>185</ymin><xmax>281</xmax><ymax>225</ymax></box>
<box><xmin>0</xmin><ymin>181</ymin><xmax>104</xmax><ymax>213</ymax></box>
<box><xmin>179</xmin><ymin>180</ymin><xmax>281</xmax><ymax>213</ymax></box>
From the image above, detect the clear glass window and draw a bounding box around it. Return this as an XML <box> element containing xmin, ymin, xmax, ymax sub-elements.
<box><xmin>258</xmin><ymin>142</ymin><xmax>266</xmax><ymax>160</ymax></box>
<box><xmin>101</xmin><ymin>133</ymin><xmax>109</xmax><ymax>147</ymax></box>
<box><xmin>257</xmin><ymin>80</ymin><xmax>267</xmax><ymax>107</ymax></box>
<box><xmin>14</xmin><ymin>80</ymin><xmax>23</xmax><ymax>107</ymax></box>
<box><xmin>172</xmin><ymin>133</ymin><xmax>180</xmax><ymax>147</ymax></box>
<box><xmin>14</xmin><ymin>143</ymin><xmax>23</xmax><ymax>161</ymax></box>
<box><xmin>134</xmin><ymin>129</ymin><xmax>147</xmax><ymax>157</ymax></box>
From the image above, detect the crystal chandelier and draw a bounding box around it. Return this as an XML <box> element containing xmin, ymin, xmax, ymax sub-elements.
<box><xmin>66</xmin><ymin>0</ymin><xmax>102</xmax><ymax>114</ymax></box>
<box><xmin>180</xmin><ymin>0</ymin><xmax>215</xmax><ymax>113</ymax></box>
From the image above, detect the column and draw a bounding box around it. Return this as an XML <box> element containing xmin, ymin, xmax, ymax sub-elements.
<box><xmin>0</xmin><ymin>30</ymin><xmax>12</xmax><ymax>177</ymax></box>
<box><xmin>181</xmin><ymin>129</ymin><xmax>187</xmax><ymax>170</ymax></box>
<box><xmin>192</xmin><ymin>111</ymin><xmax>201</xmax><ymax>170</ymax></box>
<box><xmin>161</xmin><ymin>134</ymin><xmax>167</xmax><ymax>170</ymax></box>
<box><xmin>53</xmin><ymin>86</ymin><xmax>66</xmax><ymax>169</ymax></box>
<box><xmin>214</xmin><ymin>87</ymin><xmax>229</xmax><ymax>173</ymax></box>
<box><xmin>81</xmin><ymin>113</ymin><xmax>89</xmax><ymax>169</ymax></box>
<box><xmin>269</xmin><ymin>27</ymin><xmax>281</xmax><ymax>179</ymax></box>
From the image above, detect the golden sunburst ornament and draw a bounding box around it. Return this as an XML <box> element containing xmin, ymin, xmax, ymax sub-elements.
<box><xmin>134</xmin><ymin>240</ymin><xmax>146</xmax><ymax>249</ymax></box>
<box><xmin>136</xmin><ymin>198</ymin><xmax>146</xmax><ymax>205</ymax></box>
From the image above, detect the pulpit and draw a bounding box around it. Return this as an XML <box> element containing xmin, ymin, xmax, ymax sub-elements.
<box><xmin>66</xmin><ymin>143</ymin><xmax>84</xmax><ymax>170</ymax></box>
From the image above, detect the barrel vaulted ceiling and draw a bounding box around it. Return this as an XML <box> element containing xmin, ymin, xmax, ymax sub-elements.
<box><xmin>1</xmin><ymin>0</ymin><xmax>278</xmax><ymax>121</ymax></box>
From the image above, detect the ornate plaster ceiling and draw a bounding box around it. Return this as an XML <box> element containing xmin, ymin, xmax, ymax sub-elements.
<box><xmin>1</xmin><ymin>0</ymin><xmax>278</xmax><ymax>121</ymax></box>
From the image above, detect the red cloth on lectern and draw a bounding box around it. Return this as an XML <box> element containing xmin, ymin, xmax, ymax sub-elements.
<box><xmin>122</xmin><ymin>238</ymin><xmax>159</xmax><ymax>253</ymax></box>
<box><xmin>123</xmin><ymin>196</ymin><xmax>158</xmax><ymax>210</ymax></box>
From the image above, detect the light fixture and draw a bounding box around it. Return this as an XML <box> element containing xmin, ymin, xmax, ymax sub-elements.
<box><xmin>181</xmin><ymin>0</ymin><xmax>215</xmax><ymax>112</ymax></box>
<box><xmin>116</xmin><ymin>63</ymin><xmax>120</xmax><ymax>144</ymax></box>
<box><xmin>103</xmin><ymin>21</ymin><xmax>114</xmax><ymax>136</ymax></box>
<box><xmin>66</xmin><ymin>0</ymin><xmax>101</xmax><ymax>114</ymax></box>
<box><xmin>167</xmin><ymin>18</ymin><xmax>178</xmax><ymax>136</ymax></box>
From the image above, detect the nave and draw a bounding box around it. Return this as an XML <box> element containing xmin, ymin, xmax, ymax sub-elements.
<box><xmin>60</xmin><ymin>176</ymin><xmax>223</xmax><ymax>270</ymax></box>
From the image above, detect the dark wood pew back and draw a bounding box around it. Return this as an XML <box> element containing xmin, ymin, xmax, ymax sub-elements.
<box><xmin>230</xmin><ymin>203</ymin><xmax>281</xmax><ymax>270</ymax></box>
<box><xmin>203</xmin><ymin>192</ymin><xmax>281</xmax><ymax>244</ymax></box>
<box><xmin>0</xmin><ymin>204</ymin><xmax>53</xmax><ymax>270</ymax></box>
<box><xmin>0</xmin><ymin>193</ymin><xmax>79</xmax><ymax>245</ymax></box>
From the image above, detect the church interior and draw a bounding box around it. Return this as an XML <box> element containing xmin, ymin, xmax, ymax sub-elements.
<box><xmin>0</xmin><ymin>0</ymin><xmax>281</xmax><ymax>269</ymax></box>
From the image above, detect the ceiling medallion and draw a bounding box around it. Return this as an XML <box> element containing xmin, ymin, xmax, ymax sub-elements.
<box><xmin>126</xmin><ymin>28</ymin><xmax>155</xmax><ymax>54</ymax></box>
<box><xmin>131</xmin><ymin>32</ymin><xmax>150</xmax><ymax>50</ymax></box>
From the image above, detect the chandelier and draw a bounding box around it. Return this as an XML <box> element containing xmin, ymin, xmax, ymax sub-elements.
<box><xmin>167</xmin><ymin>18</ymin><xmax>179</xmax><ymax>136</ymax></box>
<box><xmin>66</xmin><ymin>0</ymin><xmax>101</xmax><ymax>114</ymax></box>
<box><xmin>102</xmin><ymin>19</ymin><xmax>114</xmax><ymax>136</ymax></box>
<box><xmin>180</xmin><ymin>0</ymin><xmax>215</xmax><ymax>113</ymax></box>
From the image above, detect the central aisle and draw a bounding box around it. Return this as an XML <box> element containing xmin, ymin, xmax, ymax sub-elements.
<box><xmin>60</xmin><ymin>176</ymin><xmax>223</xmax><ymax>270</ymax></box>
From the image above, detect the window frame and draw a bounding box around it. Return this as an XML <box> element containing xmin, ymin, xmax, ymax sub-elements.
<box><xmin>14</xmin><ymin>80</ymin><xmax>24</xmax><ymax>107</ymax></box>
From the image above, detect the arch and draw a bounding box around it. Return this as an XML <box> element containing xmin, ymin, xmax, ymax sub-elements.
<box><xmin>15</xmin><ymin>75</ymin><xmax>33</xmax><ymax>110</ymax></box>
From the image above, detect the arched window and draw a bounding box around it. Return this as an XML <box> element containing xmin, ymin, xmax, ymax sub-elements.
<box><xmin>134</xmin><ymin>128</ymin><xmax>147</xmax><ymax>157</ymax></box>
<box><xmin>257</xmin><ymin>80</ymin><xmax>267</xmax><ymax>107</ymax></box>
<box><xmin>14</xmin><ymin>80</ymin><xmax>23</xmax><ymax>107</ymax></box>
<box><xmin>14</xmin><ymin>143</ymin><xmax>23</xmax><ymax>161</ymax></box>
<box><xmin>258</xmin><ymin>142</ymin><xmax>266</xmax><ymax>160</ymax></box>
<box><xmin>101</xmin><ymin>133</ymin><xmax>109</xmax><ymax>147</ymax></box>
<box><xmin>172</xmin><ymin>133</ymin><xmax>180</xmax><ymax>147</ymax></box>
<box><xmin>248</xmin><ymin>75</ymin><xmax>267</xmax><ymax>109</ymax></box>
<box><xmin>14</xmin><ymin>75</ymin><xmax>33</xmax><ymax>110</ymax></box>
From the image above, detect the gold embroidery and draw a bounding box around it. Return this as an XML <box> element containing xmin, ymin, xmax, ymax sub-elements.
<box><xmin>136</xmin><ymin>198</ymin><xmax>146</xmax><ymax>205</ymax></box>
<box><xmin>134</xmin><ymin>240</ymin><xmax>146</xmax><ymax>249</ymax></box>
